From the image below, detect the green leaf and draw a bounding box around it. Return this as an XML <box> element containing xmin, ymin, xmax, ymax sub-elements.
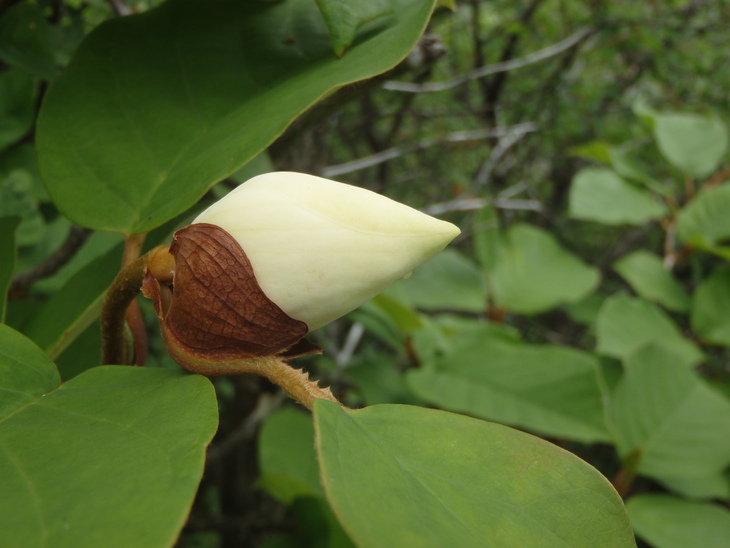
<box><xmin>569</xmin><ymin>167</ymin><xmax>667</xmax><ymax>225</ymax></box>
<box><xmin>691</xmin><ymin>268</ymin><xmax>730</xmax><ymax>347</ymax></box>
<box><xmin>570</xmin><ymin>142</ymin><xmax>669</xmax><ymax>195</ymax></box>
<box><xmin>389</xmin><ymin>248</ymin><xmax>487</xmax><ymax>312</ymax></box>
<box><xmin>258</xmin><ymin>406</ymin><xmax>324</xmax><ymax>504</ymax></box>
<box><xmin>627</xmin><ymin>494</ymin><xmax>730</xmax><ymax>548</ymax></box>
<box><xmin>653</xmin><ymin>113</ymin><xmax>729</xmax><ymax>178</ymax></box>
<box><xmin>315</xmin><ymin>0</ymin><xmax>395</xmax><ymax>56</ymax></box>
<box><xmin>563</xmin><ymin>292</ymin><xmax>607</xmax><ymax>327</ymax></box>
<box><xmin>54</xmin><ymin>320</ymin><xmax>103</xmax><ymax>381</ymax></box>
<box><xmin>659</xmin><ymin>472</ymin><xmax>730</xmax><ymax>500</ymax></box>
<box><xmin>370</xmin><ymin>293</ymin><xmax>422</xmax><ymax>331</ymax></box>
<box><xmin>258</xmin><ymin>407</ymin><xmax>355</xmax><ymax>547</ymax></box>
<box><xmin>608</xmin><ymin>148</ymin><xmax>667</xmax><ymax>194</ymax></box>
<box><xmin>20</xmin><ymin>243</ymin><xmax>123</xmax><ymax>359</ymax></box>
<box><xmin>346</xmin><ymin>348</ymin><xmax>421</xmax><ymax>406</ymax></box>
<box><xmin>569</xmin><ymin>140</ymin><xmax>613</xmax><ymax>164</ymax></box>
<box><xmin>612</xmin><ymin>250</ymin><xmax>690</xmax><ymax>312</ymax></box>
<box><xmin>0</xmin><ymin>143</ymin><xmax>46</xmax><ymax>202</ymax></box>
<box><xmin>0</xmin><ymin>324</ymin><xmax>60</xmax><ymax>417</ymax></box>
<box><xmin>0</xmin><ymin>167</ymin><xmax>44</xmax><ymax>246</ymax></box>
<box><xmin>490</xmin><ymin>223</ymin><xmax>600</xmax><ymax>314</ymax></box>
<box><xmin>610</xmin><ymin>345</ymin><xmax>730</xmax><ymax>480</ymax></box>
<box><xmin>280</xmin><ymin>496</ymin><xmax>356</xmax><ymax>548</ymax></box>
<box><xmin>348</xmin><ymin>301</ymin><xmax>405</xmax><ymax>351</ymax></box>
<box><xmin>0</xmin><ymin>216</ymin><xmax>20</xmax><ymax>322</ymax></box>
<box><xmin>0</xmin><ymin>326</ymin><xmax>218</xmax><ymax>548</ymax></box>
<box><xmin>314</xmin><ymin>401</ymin><xmax>635</xmax><ymax>548</ymax></box>
<box><xmin>595</xmin><ymin>294</ymin><xmax>703</xmax><ymax>366</ymax></box>
<box><xmin>677</xmin><ymin>182</ymin><xmax>730</xmax><ymax>247</ymax></box>
<box><xmin>407</xmin><ymin>326</ymin><xmax>610</xmax><ymax>442</ymax></box>
<box><xmin>36</xmin><ymin>0</ymin><xmax>436</xmax><ymax>234</ymax></box>
<box><xmin>0</xmin><ymin>68</ymin><xmax>37</xmax><ymax>150</ymax></box>
<box><xmin>0</xmin><ymin>2</ymin><xmax>57</xmax><ymax>79</ymax></box>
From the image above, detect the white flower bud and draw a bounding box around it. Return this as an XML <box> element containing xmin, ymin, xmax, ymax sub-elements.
<box><xmin>193</xmin><ymin>172</ymin><xmax>459</xmax><ymax>330</ymax></box>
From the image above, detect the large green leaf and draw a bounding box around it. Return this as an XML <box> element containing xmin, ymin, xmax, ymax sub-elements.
<box><xmin>653</xmin><ymin>112</ymin><xmax>729</xmax><ymax>178</ymax></box>
<box><xmin>36</xmin><ymin>0</ymin><xmax>436</xmax><ymax>234</ymax></box>
<box><xmin>21</xmin><ymin>243</ymin><xmax>123</xmax><ymax>359</ymax></box>
<box><xmin>610</xmin><ymin>344</ymin><xmax>730</xmax><ymax>481</ymax></box>
<box><xmin>0</xmin><ymin>325</ymin><xmax>218</xmax><ymax>548</ymax></box>
<box><xmin>0</xmin><ymin>216</ymin><xmax>20</xmax><ymax>322</ymax></box>
<box><xmin>0</xmin><ymin>323</ymin><xmax>59</xmax><ymax>417</ymax></box>
<box><xmin>314</xmin><ymin>401</ymin><xmax>635</xmax><ymax>548</ymax></box>
<box><xmin>691</xmin><ymin>268</ymin><xmax>730</xmax><ymax>347</ymax></box>
<box><xmin>595</xmin><ymin>294</ymin><xmax>703</xmax><ymax>366</ymax></box>
<box><xmin>677</xmin><ymin>182</ymin><xmax>730</xmax><ymax>248</ymax></box>
<box><xmin>407</xmin><ymin>326</ymin><xmax>610</xmax><ymax>442</ymax></box>
<box><xmin>490</xmin><ymin>223</ymin><xmax>600</xmax><ymax>314</ymax></box>
<box><xmin>569</xmin><ymin>168</ymin><xmax>667</xmax><ymax>226</ymax></box>
<box><xmin>612</xmin><ymin>250</ymin><xmax>689</xmax><ymax>312</ymax></box>
<box><xmin>315</xmin><ymin>0</ymin><xmax>394</xmax><ymax>56</ymax></box>
<box><xmin>627</xmin><ymin>494</ymin><xmax>730</xmax><ymax>548</ymax></box>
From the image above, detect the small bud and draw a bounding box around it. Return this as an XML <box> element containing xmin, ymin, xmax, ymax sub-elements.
<box><xmin>192</xmin><ymin>172</ymin><xmax>460</xmax><ymax>331</ymax></box>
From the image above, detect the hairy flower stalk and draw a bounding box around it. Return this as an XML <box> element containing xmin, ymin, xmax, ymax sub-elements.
<box><xmin>138</xmin><ymin>172</ymin><xmax>460</xmax><ymax>409</ymax></box>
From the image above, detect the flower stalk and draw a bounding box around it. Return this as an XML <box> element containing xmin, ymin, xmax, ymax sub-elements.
<box><xmin>100</xmin><ymin>250</ymin><xmax>155</xmax><ymax>365</ymax></box>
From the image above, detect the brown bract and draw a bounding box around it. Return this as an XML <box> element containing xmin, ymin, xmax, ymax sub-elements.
<box><xmin>142</xmin><ymin>223</ymin><xmax>319</xmax><ymax>366</ymax></box>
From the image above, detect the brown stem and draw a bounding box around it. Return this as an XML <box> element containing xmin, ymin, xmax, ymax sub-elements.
<box><xmin>100</xmin><ymin>252</ymin><xmax>150</xmax><ymax>365</ymax></box>
<box><xmin>8</xmin><ymin>225</ymin><xmax>91</xmax><ymax>299</ymax></box>
<box><xmin>611</xmin><ymin>449</ymin><xmax>642</xmax><ymax>498</ymax></box>
<box><xmin>120</xmin><ymin>233</ymin><xmax>148</xmax><ymax>366</ymax></box>
<box><xmin>257</xmin><ymin>359</ymin><xmax>344</xmax><ymax>411</ymax></box>
<box><xmin>122</xmin><ymin>233</ymin><xmax>146</xmax><ymax>268</ymax></box>
<box><xmin>162</xmin><ymin>334</ymin><xmax>344</xmax><ymax>411</ymax></box>
<box><xmin>125</xmin><ymin>299</ymin><xmax>147</xmax><ymax>366</ymax></box>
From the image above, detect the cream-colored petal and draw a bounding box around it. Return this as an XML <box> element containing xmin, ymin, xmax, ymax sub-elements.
<box><xmin>194</xmin><ymin>172</ymin><xmax>460</xmax><ymax>330</ymax></box>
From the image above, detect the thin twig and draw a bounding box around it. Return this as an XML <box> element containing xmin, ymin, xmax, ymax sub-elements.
<box><xmin>105</xmin><ymin>0</ymin><xmax>132</xmax><ymax>16</ymax></box>
<box><xmin>382</xmin><ymin>26</ymin><xmax>593</xmax><ymax>93</ymax></box>
<box><xmin>474</xmin><ymin>126</ymin><xmax>535</xmax><ymax>188</ymax></box>
<box><xmin>335</xmin><ymin>322</ymin><xmax>365</xmax><ymax>370</ymax></box>
<box><xmin>206</xmin><ymin>391</ymin><xmax>286</xmax><ymax>467</ymax></box>
<box><xmin>322</xmin><ymin>123</ymin><xmax>537</xmax><ymax>178</ymax></box>
<box><xmin>8</xmin><ymin>225</ymin><xmax>91</xmax><ymax>299</ymax></box>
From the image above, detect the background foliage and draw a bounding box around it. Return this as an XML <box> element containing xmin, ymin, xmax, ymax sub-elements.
<box><xmin>2</xmin><ymin>0</ymin><xmax>730</xmax><ymax>546</ymax></box>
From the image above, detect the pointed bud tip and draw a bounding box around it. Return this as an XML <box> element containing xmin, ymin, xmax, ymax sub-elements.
<box><xmin>194</xmin><ymin>172</ymin><xmax>460</xmax><ymax>330</ymax></box>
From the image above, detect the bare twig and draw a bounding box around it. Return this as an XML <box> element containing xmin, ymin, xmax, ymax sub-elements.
<box><xmin>382</xmin><ymin>26</ymin><xmax>593</xmax><ymax>93</ymax></box>
<box><xmin>474</xmin><ymin>125</ymin><xmax>536</xmax><ymax>188</ymax></box>
<box><xmin>8</xmin><ymin>225</ymin><xmax>91</xmax><ymax>299</ymax></box>
<box><xmin>334</xmin><ymin>322</ymin><xmax>365</xmax><ymax>370</ymax></box>
<box><xmin>322</xmin><ymin>123</ymin><xmax>537</xmax><ymax>178</ymax></box>
<box><xmin>206</xmin><ymin>391</ymin><xmax>286</xmax><ymax>467</ymax></box>
<box><xmin>105</xmin><ymin>0</ymin><xmax>132</xmax><ymax>16</ymax></box>
<box><xmin>422</xmin><ymin>194</ymin><xmax>541</xmax><ymax>216</ymax></box>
